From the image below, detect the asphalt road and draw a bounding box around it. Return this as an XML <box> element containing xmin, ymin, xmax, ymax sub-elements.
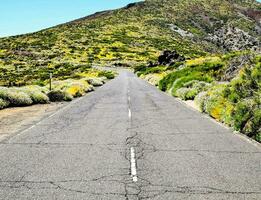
<box><xmin>0</xmin><ymin>71</ymin><xmax>260</xmax><ymax>200</ymax></box>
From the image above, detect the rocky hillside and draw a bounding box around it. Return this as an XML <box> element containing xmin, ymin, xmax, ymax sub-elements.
<box><xmin>0</xmin><ymin>0</ymin><xmax>260</xmax><ymax>86</ymax></box>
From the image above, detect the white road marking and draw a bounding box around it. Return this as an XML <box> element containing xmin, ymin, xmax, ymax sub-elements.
<box><xmin>130</xmin><ymin>147</ymin><xmax>138</xmax><ymax>182</ymax></box>
<box><xmin>128</xmin><ymin>108</ymin><xmax>132</xmax><ymax>119</ymax></box>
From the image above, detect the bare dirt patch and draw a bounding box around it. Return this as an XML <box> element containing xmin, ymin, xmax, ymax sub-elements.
<box><xmin>183</xmin><ymin>100</ymin><xmax>200</xmax><ymax>111</ymax></box>
<box><xmin>0</xmin><ymin>102</ymin><xmax>66</xmax><ymax>140</ymax></box>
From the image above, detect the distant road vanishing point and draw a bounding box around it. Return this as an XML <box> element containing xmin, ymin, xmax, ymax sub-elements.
<box><xmin>0</xmin><ymin>71</ymin><xmax>260</xmax><ymax>200</ymax></box>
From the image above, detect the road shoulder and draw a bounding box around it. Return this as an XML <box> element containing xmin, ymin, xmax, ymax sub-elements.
<box><xmin>0</xmin><ymin>102</ymin><xmax>67</xmax><ymax>141</ymax></box>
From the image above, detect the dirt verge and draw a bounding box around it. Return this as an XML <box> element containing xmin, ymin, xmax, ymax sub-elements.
<box><xmin>0</xmin><ymin>102</ymin><xmax>67</xmax><ymax>140</ymax></box>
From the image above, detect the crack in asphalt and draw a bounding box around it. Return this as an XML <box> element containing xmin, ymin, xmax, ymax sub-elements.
<box><xmin>2</xmin><ymin>176</ymin><xmax>260</xmax><ymax>200</ymax></box>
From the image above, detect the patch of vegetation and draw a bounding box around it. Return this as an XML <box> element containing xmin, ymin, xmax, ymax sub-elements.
<box><xmin>51</xmin><ymin>79</ymin><xmax>93</xmax><ymax>97</ymax></box>
<box><xmin>0</xmin><ymin>98</ymin><xmax>10</xmax><ymax>109</ymax></box>
<box><xmin>47</xmin><ymin>90</ymin><xmax>68</xmax><ymax>102</ymax></box>
<box><xmin>0</xmin><ymin>87</ymin><xmax>33</xmax><ymax>106</ymax></box>
<box><xmin>98</xmin><ymin>71</ymin><xmax>116</xmax><ymax>79</ymax></box>
<box><xmin>19</xmin><ymin>86</ymin><xmax>49</xmax><ymax>104</ymax></box>
<box><xmin>159</xmin><ymin>59</ymin><xmax>223</xmax><ymax>92</ymax></box>
<box><xmin>194</xmin><ymin>57</ymin><xmax>261</xmax><ymax>141</ymax></box>
<box><xmin>175</xmin><ymin>80</ymin><xmax>211</xmax><ymax>100</ymax></box>
<box><xmin>0</xmin><ymin>73</ymin><xmax>112</xmax><ymax>110</ymax></box>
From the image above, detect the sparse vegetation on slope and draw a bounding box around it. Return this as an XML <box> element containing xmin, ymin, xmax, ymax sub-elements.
<box><xmin>0</xmin><ymin>0</ymin><xmax>260</xmax><ymax>86</ymax></box>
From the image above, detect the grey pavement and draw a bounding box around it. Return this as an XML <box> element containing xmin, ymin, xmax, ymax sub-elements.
<box><xmin>0</xmin><ymin>71</ymin><xmax>260</xmax><ymax>199</ymax></box>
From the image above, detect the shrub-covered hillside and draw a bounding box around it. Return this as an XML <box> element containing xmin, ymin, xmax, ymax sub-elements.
<box><xmin>0</xmin><ymin>0</ymin><xmax>260</xmax><ymax>86</ymax></box>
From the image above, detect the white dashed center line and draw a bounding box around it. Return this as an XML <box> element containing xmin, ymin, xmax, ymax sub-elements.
<box><xmin>130</xmin><ymin>147</ymin><xmax>138</xmax><ymax>182</ymax></box>
<box><xmin>128</xmin><ymin>90</ymin><xmax>137</xmax><ymax>182</ymax></box>
<box><xmin>128</xmin><ymin>108</ymin><xmax>132</xmax><ymax>119</ymax></box>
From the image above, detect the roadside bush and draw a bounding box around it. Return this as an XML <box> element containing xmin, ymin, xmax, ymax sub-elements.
<box><xmin>29</xmin><ymin>91</ymin><xmax>50</xmax><ymax>104</ymax></box>
<box><xmin>171</xmin><ymin>75</ymin><xmax>212</xmax><ymax>96</ymax></box>
<box><xmin>194</xmin><ymin>92</ymin><xmax>209</xmax><ymax>112</ymax></box>
<box><xmin>0</xmin><ymin>98</ymin><xmax>9</xmax><ymax>109</ymax></box>
<box><xmin>223</xmin><ymin>64</ymin><xmax>260</xmax><ymax>103</ymax></box>
<box><xmin>86</xmin><ymin>85</ymin><xmax>95</xmax><ymax>92</ymax></box>
<box><xmin>176</xmin><ymin>88</ymin><xmax>198</xmax><ymax>100</ymax></box>
<box><xmin>65</xmin><ymin>85</ymin><xmax>85</xmax><ymax>97</ymax></box>
<box><xmin>140</xmin><ymin>73</ymin><xmax>164</xmax><ymax>86</ymax></box>
<box><xmin>52</xmin><ymin>79</ymin><xmax>93</xmax><ymax>98</ymax></box>
<box><xmin>232</xmin><ymin>98</ymin><xmax>260</xmax><ymax>140</ymax></box>
<box><xmin>184</xmin><ymin>80</ymin><xmax>211</xmax><ymax>91</ymax></box>
<box><xmin>205</xmin><ymin>95</ymin><xmax>234</xmax><ymax>124</ymax></box>
<box><xmin>176</xmin><ymin>80</ymin><xmax>211</xmax><ymax>100</ymax></box>
<box><xmin>0</xmin><ymin>88</ymin><xmax>33</xmax><ymax>106</ymax></box>
<box><xmin>47</xmin><ymin>90</ymin><xmax>67</xmax><ymax>102</ymax></box>
<box><xmin>25</xmin><ymin>85</ymin><xmax>49</xmax><ymax>94</ymax></box>
<box><xmin>19</xmin><ymin>86</ymin><xmax>49</xmax><ymax>104</ymax></box>
<box><xmin>134</xmin><ymin>64</ymin><xmax>147</xmax><ymax>74</ymax></box>
<box><xmin>159</xmin><ymin>60</ymin><xmax>223</xmax><ymax>92</ymax></box>
<box><xmin>86</xmin><ymin>77</ymin><xmax>104</xmax><ymax>86</ymax></box>
<box><xmin>194</xmin><ymin>83</ymin><xmax>232</xmax><ymax>125</ymax></box>
<box><xmin>63</xmin><ymin>92</ymin><xmax>74</xmax><ymax>101</ymax></box>
<box><xmin>98</xmin><ymin>71</ymin><xmax>115</xmax><ymax>79</ymax></box>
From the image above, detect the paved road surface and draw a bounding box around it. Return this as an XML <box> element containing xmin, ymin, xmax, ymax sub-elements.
<box><xmin>0</xmin><ymin>71</ymin><xmax>260</xmax><ymax>199</ymax></box>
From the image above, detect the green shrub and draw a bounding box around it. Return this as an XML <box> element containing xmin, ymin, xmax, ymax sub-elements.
<box><xmin>52</xmin><ymin>79</ymin><xmax>93</xmax><ymax>97</ymax></box>
<box><xmin>65</xmin><ymin>84</ymin><xmax>85</xmax><ymax>97</ymax></box>
<box><xmin>176</xmin><ymin>88</ymin><xmax>198</xmax><ymax>100</ymax></box>
<box><xmin>47</xmin><ymin>90</ymin><xmax>67</xmax><ymax>102</ymax></box>
<box><xmin>141</xmin><ymin>73</ymin><xmax>163</xmax><ymax>86</ymax></box>
<box><xmin>19</xmin><ymin>86</ymin><xmax>49</xmax><ymax>104</ymax></box>
<box><xmin>134</xmin><ymin>64</ymin><xmax>147</xmax><ymax>74</ymax></box>
<box><xmin>201</xmin><ymin>84</ymin><xmax>234</xmax><ymax>124</ymax></box>
<box><xmin>183</xmin><ymin>80</ymin><xmax>200</xmax><ymax>88</ymax></box>
<box><xmin>232</xmin><ymin>98</ymin><xmax>260</xmax><ymax>139</ymax></box>
<box><xmin>176</xmin><ymin>80</ymin><xmax>211</xmax><ymax>100</ymax></box>
<box><xmin>205</xmin><ymin>95</ymin><xmax>234</xmax><ymax>124</ymax></box>
<box><xmin>29</xmin><ymin>91</ymin><xmax>49</xmax><ymax>104</ymax></box>
<box><xmin>63</xmin><ymin>92</ymin><xmax>74</xmax><ymax>101</ymax></box>
<box><xmin>185</xmin><ymin>80</ymin><xmax>211</xmax><ymax>91</ymax></box>
<box><xmin>171</xmin><ymin>75</ymin><xmax>212</xmax><ymax>96</ymax></box>
<box><xmin>86</xmin><ymin>78</ymin><xmax>104</xmax><ymax>86</ymax></box>
<box><xmin>25</xmin><ymin>85</ymin><xmax>49</xmax><ymax>94</ymax></box>
<box><xmin>98</xmin><ymin>71</ymin><xmax>115</xmax><ymax>79</ymax></box>
<box><xmin>86</xmin><ymin>85</ymin><xmax>95</xmax><ymax>92</ymax></box>
<box><xmin>243</xmin><ymin>108</ymin><xmax>260</xmax><ymax>142</ymax></box>
<box><xmin>0</xmin><ymin>98</ymin><xmax>9</xmax><ymax>109</ymax></box>
<box><xmin>194</xmin><ymin>92</ymin><xmax>209</xmax><ymax>112</ymax></box>
<box><xmin>159</xmin><ymin>60</ymin><xmax>223</xmax><ymax>92</ymax></box>
<box><xmin>0</xmin><ymin>88</ymin><xmax>33</xmax><ymax>106</ymax></box>
<box><xmin>224</xmin><ymin>62</ymin><xmax>260</xmax><ymax>103</ymax></box>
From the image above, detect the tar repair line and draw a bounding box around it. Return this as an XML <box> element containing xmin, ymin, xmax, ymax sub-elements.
<box><xmin>130</xmin><ymin>147</ymin><xmax>138</xmax><ymax>182</ymax></box>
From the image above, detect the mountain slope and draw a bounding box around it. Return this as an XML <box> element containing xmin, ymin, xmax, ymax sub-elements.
<box><xmin>0</xmin><ymin>0</ymin><xmax>260</xmax><ymax>86</ymax></box>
